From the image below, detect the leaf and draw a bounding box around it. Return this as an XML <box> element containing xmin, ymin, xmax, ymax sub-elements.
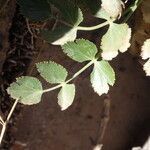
<box><xmin>18</xmin><ymin>0</ymin><xmax>51</xmax><ymax>21</ymax></box>
<box><xmin>41</xmin><ymin>0</ymin><xmax>83</xmax><ymax>45</ymax></box>
<box><xmin>128</xmin><ymin>0</ymin><xmax>139</xmax><ymax>12</ymax></box>
<box><xmin>141</xmin><ymin>39</ymin><xmax>150</xmax><ymax>60</ymax></box>
<box><xmin>93</xmin><ymin>144</ymin><xmax>103</xmax><ymax>150</ymax></box>
<box><xmin>90</xmin><ymin>60</ymin><xmax>115</xmax><ymax>96</ymax></box>
<box><xmin>41</xmin><ymin>26</ymin><xmax>77</xmax><ymax>45</ymax></box>
<box><xmin>141</xmin><ymin>39</ymin><xmax>150</xmax><ymax>76</ymax></box>
<box><xmin>7</xmin><ymin>77</ymin><xmax>43</xmax><ymax>105</ymax></box>
<box><xmin>95</xmin><ymin>8</ymin><xmax>112</xmax><ymax>21</ymax></box>
<box><xmin>48</xmin><ymin>0</ymin><xmax>83</xmax><ymax>26</ymax></box>
<box><xmin>101</xmin><ymin>0</ymin><xmax>124</xmax><ymax>18</ymax></box>
<box><xmin>132</xmin><ymin>137</ymin><xmax>150</xmax><ymax>150</ymax></box>
<box><xmin>62</xmin><ymin>39</ymin><xmax>98</xmax><ymax>62</ymax></box>
<box><xmin>36</xmin><ymin>61</ymin><xmax>68</xmax><ymax>84</ymax></box>
<box><xmin>58</xmin><ymin>84</ymin><xmax>75</xmax><ymax>110</ymax></box>
<box><xmin>101</xmin><ymin>23</ymin><xmax>131</xmax><ymax>60</ymax></box>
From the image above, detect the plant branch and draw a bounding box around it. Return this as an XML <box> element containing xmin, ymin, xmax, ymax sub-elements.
<box><xmin>43</xmin><ymin>60</ymin><xmax>94</xmax><ymax>93</ymax></box>
<box><xmin>0</xmin><ymin>116</ymin><xmax>4</xmax><ymax>125</ymax></box>
<box><xmin>77</xmin><ymin>21</ymin><xmax>110</xmax><ymax>31</ymax></box>
<box><xmin>123</xmin><ymin>0</ymin><xmax>143</xmax><ymax>22</ymax></box>
<box><xmin>0</xmin><ymin>99</ymin><xmax>19</xmax><ymax>145</ymax></box>
<box><xmin>52</xmin><ymin>15</ymin><xmax>110</xmax><ymax>31</ymax></box>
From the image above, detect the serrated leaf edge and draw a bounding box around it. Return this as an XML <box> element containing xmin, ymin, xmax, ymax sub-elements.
<box><xmin>36</xmin><ymin>61</ymin><xmax>68</xmax><ymax>83</ymax></box>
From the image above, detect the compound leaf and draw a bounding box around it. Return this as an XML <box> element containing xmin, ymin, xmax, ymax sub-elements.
<box><xmin>7</xmin><ymin>76</ymin><xmax>43</xmax><ymax>105</ymax></box>
<box><xmin>62</xmin><ymin>39</ymin><xmax>98</xmax><ymax>62</ymax></box>
<box><xmin>101</xmin><ymin>23</ymin><xmax>131</xmax><ymax>60</ymax></box>
<box><xmin>41</xmin><ymin>26</ymin><xmax>77</xmax><ymax>45</ymax></box>
<box><xmin>90</xmin><ymin>60</ymin><xmax>115</xmax><ymax>96</ymax></box>
<box><xmin>36</xmin><ymin>61</ymin><xmax>68</xmax><ymax>84</ymax></box>
<box><xmin>141</xmin><ymin>39</ymin><xmax>150</xmax><ymax>76</ymax></box>
<box><xmin>58</xmin><ymin>84</ymin><xmax>75</xmax><ymax>110</ymax></box>
<box><xmin>18</xmin><ymin>0</ymin><xmax>51</xmax><ymax>21</ymax></box>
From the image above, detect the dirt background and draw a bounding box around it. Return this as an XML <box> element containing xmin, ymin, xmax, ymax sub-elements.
<box><xmin>0</xmin><ymin>1</ymin><xmax>150</xmax><ymax>150</ymax></box>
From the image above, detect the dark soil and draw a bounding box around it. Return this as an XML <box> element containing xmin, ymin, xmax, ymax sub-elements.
<box><xmin>0</xmin><ymin>1</ymin><xmax>150</xmax><ymax>150</ymax></box>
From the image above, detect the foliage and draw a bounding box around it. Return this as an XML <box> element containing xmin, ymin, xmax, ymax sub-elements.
<box><xmin>6</xmin><ymin>0</ymin><xmax>144</xmax><ymax>110</ymax></box>
<box><xmin>0</xmin><ymin>0</ymin><xmax>145</xmax><ymax>146</ymax></box>
<box><xmin>7</xmin><ymin>39</ymin><xmax>115</xmax><ymax>109</ymax></box>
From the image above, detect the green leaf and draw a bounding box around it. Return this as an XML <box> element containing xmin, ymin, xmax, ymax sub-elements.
<box><xmin>36</xmin><ymin>61</ymin><xmax>68</xmax><ymax>84</ymax></box>
<box><xmin>18</xmin><ymin>0</ymin><xmax>51</xmax><ymax>21</ymax></box>
<box><xmin>58</xmin><ymin>84</ymin><xmax>75</xmax><ymax>110</ymax></box>
<box><xmin>90</xmin><ymin>60</ymin><xmax>115</xmax><ymax>96</ymax></box>
<box><xmin>48</xmin><ymin>0</ymin><xmax>83</xmax><ymax>26</ymax></box>
<box><xmin>7</xmin><ymin>77</ymin><xmax>43</xmax><ymax>105</ymax></box>
<box><xmin>101</xmin><ymin>23</ymin><xmax>131</xmax><ymax>60</ymax></box>
<box><xmin>101</xmin><ymin>0</ymin><xmax>124</xmax><ymax>18</ymax></box>
<box><xmin>41</xmin><ymin>0</ymin><xmax>83</xmax><ymax>45</ymax></box>
<box><xmin>41</xmin><ymin>26</ymin><xmax>77</xmax><ymax>45</ymax></box>
<box><xmin>62</xmin><ymin>39</ymin><xmax>98</xmax><ymax>62</ymax></box>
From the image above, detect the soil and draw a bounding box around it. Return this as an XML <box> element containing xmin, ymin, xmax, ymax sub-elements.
<box><xmin>0</xmin><ymin>1</ymin><xmax>150</xmax><ymax>150</ymax></box>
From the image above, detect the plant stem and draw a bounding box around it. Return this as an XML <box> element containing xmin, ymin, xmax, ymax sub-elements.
<box><xmin>52</xmin><ymin>15</ymin><xmax>110</xmax><ymax>31</ymax></box>
<box><xmin>66</xmin><ymin>60</ymin><xmax>94</xmax><ymax>83</ymax></box>
<box><xmin>43</xmin><ymin>60</ymin><xmax>94</xmax><ymax>93</ymax></box>
<box><xmin>0</xmin><ymin>99</ymin><xmax>19</xmax><ymax>145</ymax></box>
<box><xmin>123</xmin><ymin>0</ymin><xmax>143</xmax><ymax>22</ymax></box>
<box><xmin>43</xmin><ymin>84</ymin><xmax>62</xmax><ymax>93</ymax></box>
<box><xmin>0</xmin><ymin>117</ymin><xmax>4</xmax><ymax>125</ymax></box>
<box><xmin>77</xmin><ymin>21</ymin><xmax>109</xmax><ymax>31</ymax></box>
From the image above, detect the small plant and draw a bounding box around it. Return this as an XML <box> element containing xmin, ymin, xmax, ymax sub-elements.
<box><xmin>0</xmin><ymin>0</ymin><xmax>146</xmax><ymax>148</ymax></box>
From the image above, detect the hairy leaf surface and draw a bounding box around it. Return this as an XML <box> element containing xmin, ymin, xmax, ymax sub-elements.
<box><xmin>7</xmin><ymin>77</ymin><xmax>43</xmax><ymax>105</ymax></box>
<box><xmin>101</xmin><ymin>23</ymin><xmax>131</xmax><ymax>60</ymax></box>
<box><xmin>90</xmin><ymin>60</ymin><xmax>115</xmax><ymax>96</ymax></box>
<box><xmin>58</xmin><ymin>84</ymin><xmax>75</xmax><ymax>110</ymax></box>
<box><xmin>19</xmin><ymin>0</ymin><xmax>51</xmax><ymax>21</ymax></box>
<box><xmin>36</xmin><ymin>61</ymin><xmax>68</xmax><ymax>84</ymax></box>
<box><xmin>62</xmin><ymin>39</ymin><xmax>98</xmax><ymax>62</ymax></box>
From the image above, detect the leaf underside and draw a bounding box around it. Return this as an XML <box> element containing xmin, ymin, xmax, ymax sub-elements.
<box><xmin>36</xmin><ymin>61</ymin><xmax>68</xmax><ymax>84</ymax></box>
<box><xmin>58</xmin><ymin>84</ymin><xmax>75</xmax><ymax>110</ymax></box>
<box><xmin>101</xmin><ymin>23</ymin><xmax>131</xmax><ymax>60</ymax></box>
<box><xmin>7</xmin><ymin>76</ymin><xmax>43</xmax><ymax>105</ymax></box>
<box><xmin>90</xmin><ymin>60</ymin><xmax>115</xmax><ymax>96</ymax></box>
